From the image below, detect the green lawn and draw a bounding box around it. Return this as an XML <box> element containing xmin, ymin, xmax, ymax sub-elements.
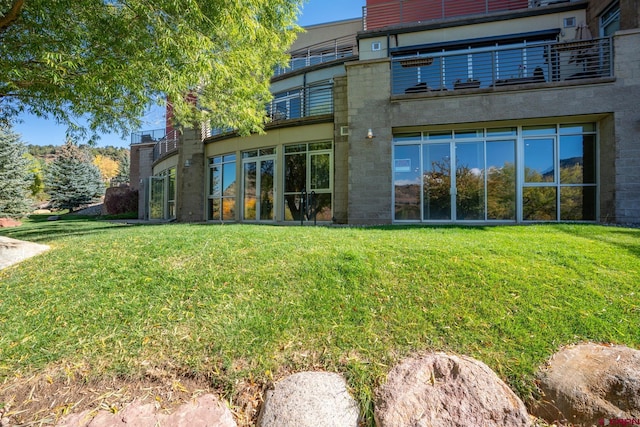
<box><xmin>1</xmin><ymin>217</ymin><xmax>639</xmax><ymax>422</ymax></box>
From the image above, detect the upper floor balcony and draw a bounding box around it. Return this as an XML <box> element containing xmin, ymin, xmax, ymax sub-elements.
<box><xmin>274</xmin><ymin>34</ymin><xmax>358</xmax><ymax>78</ymax></box>
<box><xmin>205</xmin><ymin>81</ymin><xmax>335</xmax><ymax>140</ymax></box>
<box><xmin>131</xmin><ymin>128</ymin><xmax>179</xmax><ymax>162</ymax></box>
<box><xmin>363</xmin><ymin>0</ymin><xmax>579</xmax><ymax>31</ymax></box>
<box><xmin>392</xmin><ymin>36</ymin><xmax>612</xmax><ymax>95</ymax></box>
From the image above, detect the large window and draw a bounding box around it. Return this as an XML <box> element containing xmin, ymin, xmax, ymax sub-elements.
<box><xmin>600</xmin><ymin>1</ymin><xmax>620</xmax><ymax>37</ymax></box>
<box><xmin>393</xmin><ymin>123</ymin><xmax>596</xmax><ymax>222</ymax></box>
<box><xmin>208</xmin><ymin>154</ymin><xmax>236</xmax><ymax>221</ymax></box>
<box><xmin>242</xmin><ymin>148</ymin><xmax>275</xmax><ymax>221</ymax></box>
<box><xmin>284</xmin><ymin>142</ymin><xmax>333</xmax><ymax>222</ymax></box>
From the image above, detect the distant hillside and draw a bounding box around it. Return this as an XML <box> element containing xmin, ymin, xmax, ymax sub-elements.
<box><xmin>28</xmin><ymin>144</ymin><xmax>129</xmax><ymax>162</ymax></box>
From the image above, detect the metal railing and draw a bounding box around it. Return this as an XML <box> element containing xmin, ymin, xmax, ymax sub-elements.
<box><xmin>274</xmin><ymin>35</ymin><xmax>358</xmax><ymax>77</ymax></box>
<box><xmin>363</xmin><ymin>0</ymin><xmax>576</xmax><ymax>30</ymax></box>
<box><xmin>392</xmin><ymin>37</ymin><xmax>612</xmax><ymax>95</ymax></box>
<box><xmin>131</xmin><ymin>128</ymin><xmax>179</xmax><ymax>161</ymax></box>
<box><xmin>152</xmin><ymin>129</ymin><xmax>179</xmax><ymax>161</ymax></box>
<box><xmin>131</xmin><ymin>128</ymin><xmax>167</xmax><ymax>145</ymax></box>
<box><xmin>205</xmin><ymin>82</ymin><xmax>334</xmax><ymax>137</ymax></box>
<box><xmin>266</xmin><ymin>82</ymin><xmax>334</xmax><ymax>121</ymax></box>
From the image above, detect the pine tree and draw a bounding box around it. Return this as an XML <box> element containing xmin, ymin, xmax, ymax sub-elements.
<box><xmin>114</xmin><ymin>151</ymin><xmax>130</xmax><ymax>185</ymax></box>
<box><xmin>45</xmin><ymin>141</ymin><xmax>105</xmax><ymax>212</ymax></box>
<box><xmin>0</xmin><ymin>125</ymin><xmax>32</xmax><ymax>218</ymax></box>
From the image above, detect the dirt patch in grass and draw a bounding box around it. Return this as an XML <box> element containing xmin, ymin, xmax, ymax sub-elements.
<box><xmin>0</xmin><ymin>365</ymin><xmax>266</xmax><ymax>426</ymax></box>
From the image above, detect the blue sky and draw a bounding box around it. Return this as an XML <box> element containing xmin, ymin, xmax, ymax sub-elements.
<box><xmin>14</xmin><ymin>0</ymin><xmax>365</xmax><ymax>148</ymax></box>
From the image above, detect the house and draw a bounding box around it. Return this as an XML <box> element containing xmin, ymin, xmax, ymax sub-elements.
<box><xmin>131</xmin><ymin>0</ymin><xmax>640</xmax><ymax>225</ymax></box>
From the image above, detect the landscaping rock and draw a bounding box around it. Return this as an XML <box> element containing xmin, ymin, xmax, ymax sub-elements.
<box><xmin>0</xmin><ymin>218</ymin><xmax>21</xmax><ymax>228</ymax></box>
<box><xmin>47</xmin><ymin>215</ymin><xmax>61</xmax><ymax>221</ymax></box>
<box><xmin>257</xmin><ymin>371</ymin><xmax>360</xmax><ymax>427</ymax></box>
<box><xmin>0</xmin><ymin>236</ymin><xmax>50</xmax><ymax>270</ymax></box>
<box><xmin>374</xmin><ymin>352</ymin><xmax>531</xmax><ymax>427</ymax></box>
<box><xmin>531</xmin><ymin>343</ymin><xmax>640</xmax><ymax>425</ymax></box>
<box><xmin>58</xmin><ymin>394</ymin><xmax>236</xmax><ymax>427</ymax></box>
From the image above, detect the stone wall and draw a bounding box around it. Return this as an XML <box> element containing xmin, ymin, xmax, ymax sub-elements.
<box><xmin>177</xmin><ymin>126</ymin><xmax>206</xmax><ymax>222</ymax></box>
<box><xmin>333</xmin><ymin>75</ymin><xmax>350</xmax><ymax>224</ymax></box>
<box><xmin>346</xmin><ymin>58</ymin><xmax>394</xmax><ymax>225</ymax></box>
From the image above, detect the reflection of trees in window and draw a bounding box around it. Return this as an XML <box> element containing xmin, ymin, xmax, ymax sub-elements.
<box><xmin>260</xmin><ymin>160</ymin><xmax>274</xmax><ymax>220</ymax></box>
<box><xmin>423</xmin><ymin>159</ymin><xmax>451</xmax><ymax>220</ymax></box>
<box><xmin>284</xmin><ymin>143</ymin><xmax>332</xmax><ymax>221</ymax></box>
<box><xmin>209</xmin><ymin>155</ymin><xmax>236</xmax><ymax>221</ymax></box>
<box><xmin>523</xmin><ymin>185</ymin><xmax>557</xmax><ymax>221</ymax></box>
<box><xmin>487</xmin><ymin>163</ymin><xmax>516</xmax><ymax>220</ymax></box>
<box><xmin>456</xmin><ymin>164</ymin><xmax>484</xmax><ymax>220</ymax></box>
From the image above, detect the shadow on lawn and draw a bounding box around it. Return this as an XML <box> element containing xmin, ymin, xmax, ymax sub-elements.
<box><xmin>0</xmin><ymin>215</ymin><xmax>160</xmax><ymax>244</ymax></box>
<box><xmin>551</xmin><ymin>223</ymin><xmax>640</xmax><ymax>259</ymax></box>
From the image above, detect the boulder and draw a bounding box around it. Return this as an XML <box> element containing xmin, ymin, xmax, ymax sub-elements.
<box><xmin>0</xmin><ymin>218</ymin><xmax>21</xmax><ymax>228</ymax></box>
<box><xmin>47</xmin><ymin>215</ymin><xmax>61</xmax><ymax>221</ymax></box>
<box><xmin>57</xmin><ymin>394</ymin><xmax>236</xmax><ymax>427</ymax></box>
<box><xmin>258</xmin><ymin>371</ymin><xmax>360</xmax><ymax>427</ymax></box>
<box><xmin>374</xmin><ymin>353</ymin><xmax>531</xmax><ymax>427</ymax></box>
<box><xmin>532</xmin><ymin>343</ymin><xmax>640</xmax><ymax>425</ymax></box>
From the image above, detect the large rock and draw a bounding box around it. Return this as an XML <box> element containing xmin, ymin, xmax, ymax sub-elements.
<box><xmin>0</xmin><ymin>218</ymin><xmax>21</xmax><ymax>228</ymax></box>
<box><xmin>258</xmin><ymin>371</ymin><xmax>360</xmax><ymax>427</ymax></box>
<box><xmin>374</xmin><ymin>353</ymin><xmax>531</xmax><ymax>427</ymax></box>
<box><xmin>532</xmin><ymin>343</ymin><xmax>640</xmax><ymax>425</ymax></box>
<box><xmin>57</xmin><ymin>394</ymin><xmax>236</xmax><ymax>427</ymax></box>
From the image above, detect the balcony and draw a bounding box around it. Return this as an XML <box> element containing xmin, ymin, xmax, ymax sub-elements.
<box><xmin>392</xmin><ymin>37</ymin><xmax>613</xmax><ymax>95</ymax></box>
<box><xmin>205</xmin><ymin>82</ymin><xmax>335</xmax><ymax>139</ymax></box>
<box><xmin>267</xmin><ymin>82</ymin><xmax>334</xmax><ymax>121</ymax></box>
<box><xmin>363</xmin><ymin>0</ymin><xmax>577</xmax><ymax>31</ymax></box>
<box><xmin>131</xmin><ymin>129</ymin><xmax>179</xmax><ymax>161</ymax></box>
<box><xmin>274</xmin><ymin>35</ymin><xmax>358</xmax><ymax>77</ymax></box>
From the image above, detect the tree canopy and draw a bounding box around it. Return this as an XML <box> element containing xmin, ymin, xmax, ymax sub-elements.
<box><xmin>0</xmin><ymin>0</ymin><xmax>302</xmax><ymax>140</ymax></box>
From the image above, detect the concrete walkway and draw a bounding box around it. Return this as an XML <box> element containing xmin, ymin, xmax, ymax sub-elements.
<box><xmin>0</xmin><ymin>236</ymin><xmax>50</xmax><ymax>270</ymax></box>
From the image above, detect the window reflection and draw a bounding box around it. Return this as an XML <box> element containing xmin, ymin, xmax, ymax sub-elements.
<box><xmin>394</xmin><ymin>145</ymin><xmax>421</xmax><ymax>220</ymax></box>
<box><xmin>525</xmin><ymin>138</ymin><xmax>555</xmax><ymax>183</ymax></box>
<box><xmin>456</xmin><ymin>142</ymin><xmax>485</xmax><ymax>220</ymax></box>
<box><xmin>423</xmin><ymin>144</ymin><xmax>451</xmax><ymax>220</ymax></box>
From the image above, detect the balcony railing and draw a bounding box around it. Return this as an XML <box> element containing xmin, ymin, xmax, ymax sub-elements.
<box><xmin>363</xmin><ymin>0</ymin><xmax>577</xmax><ymax>30</ymax></box>
<box><xmin>206</xmin><ymin>82</ymin><xmax>335</xmax><ymax>138</ymax></box>
<box><xmin>132</xmin><ymin>128</ymin><xmax>180</xmax><ymax>161</ymax></box>
<box><xmin>266</xmin><ymin>82</ymin><xmax>333</xmax><ymax>121</ymax></box>
<box><xmin>392</xmin><ymin>37</ymin><xmax>612</xmax><ymax>95</ymax></box>
<box><xmin>274</xmin><ymin>35</ymin><xmax>358</xmax><ymax>77</ymax></box>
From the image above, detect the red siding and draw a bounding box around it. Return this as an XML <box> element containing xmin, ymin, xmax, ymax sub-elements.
<box><xmin>364</xmin><ymin>0</ymin><xmax>529</xmax><ymax>30</ymax></box>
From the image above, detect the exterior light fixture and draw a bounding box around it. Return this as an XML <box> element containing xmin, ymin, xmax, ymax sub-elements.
<box><xmin>366</xmin><ymin>128</ymin><xmax>375</xmax><ymax>139</ymax></box>
<box><xmin>184</xmin><ymin>159</ymin><xmax>191</xmax><ymax>167</ymax></box>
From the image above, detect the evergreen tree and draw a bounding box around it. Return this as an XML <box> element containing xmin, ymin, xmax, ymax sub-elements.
<box><xmin>0</xmin><ymin>125</ymin><xmax>32</xmax><ymax>218</ymax></box>
<box><xmin>45</xmin><ymin>141</ymin><xmax>105</xmax><ymax>212</ymax></box>
<box><xmin>113</xmin><ymin>151</ymin><xmax>130</xmax><ymax>185</ymax></box>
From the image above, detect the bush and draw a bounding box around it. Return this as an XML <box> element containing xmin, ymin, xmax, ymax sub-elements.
<box><xmin>104</xmin><ymin>186</ymin><xmax>138</xmax><ymax>215</ymax></box>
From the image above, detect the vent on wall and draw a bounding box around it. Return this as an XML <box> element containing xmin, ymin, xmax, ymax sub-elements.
<box><xmin>372</xmin><ymin>42</ymin><xmax>381</xmax><ymax>51</ymax></box>
<box><xmin>564</xmin><ymin>17</ymin><xmax>576</xmax><ymax>28</ymax></box>
<box><xmin>340</xmin><ymin>126</ymin><xmax>349</xmax><ymax>136</ymax></box>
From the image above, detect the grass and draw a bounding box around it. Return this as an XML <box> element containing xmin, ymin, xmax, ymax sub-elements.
<box><xmin>1</xmin><ymin>217</ymin><xmax>639</xmax><ymax>423</ymax></box>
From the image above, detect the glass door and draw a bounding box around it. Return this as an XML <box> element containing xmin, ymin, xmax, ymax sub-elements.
<box><xmin>243</xmin><ymin>155</ymin><xmax>275</xmax><ymax>221</ymax></box>
<box><xmin>422</xmin><ymin>143</ymin><xmax>452</xmax><ymax>220</ymax></box>
<box><xmin>149</xmin><ymin>175</ymin><xmax>165</xmax><ymax>220</ymax></box>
